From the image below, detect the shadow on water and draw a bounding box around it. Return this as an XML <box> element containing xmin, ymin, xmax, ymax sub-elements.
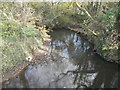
<box><xmin>2</xmin><ymin>29</ymin><xmax>119</xmax><ymax>88</ymax></box>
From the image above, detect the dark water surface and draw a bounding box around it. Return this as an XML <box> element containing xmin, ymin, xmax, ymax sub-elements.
<box><xmin>2</xmin><ymin>29</ymin><xmax>119</xmax><ymax>88</ymax></box>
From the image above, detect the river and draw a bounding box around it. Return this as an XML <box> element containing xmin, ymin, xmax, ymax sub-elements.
<box><xmin>2</xmin><ymin>29</ymin><xmax>119</xmax><ymax>88</ymax></box>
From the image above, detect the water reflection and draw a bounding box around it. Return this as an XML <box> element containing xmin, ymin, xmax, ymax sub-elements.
<box><xmin>3</xmin><ymin>29</ymin><xmax>119</xmax><ymax>88</ymax></box>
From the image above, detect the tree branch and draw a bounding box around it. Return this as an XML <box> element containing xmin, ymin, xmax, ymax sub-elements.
<box><xmin>75</xmin><ymin>0</ymin><xmax>94</xmax><ymax>20</ymax></box>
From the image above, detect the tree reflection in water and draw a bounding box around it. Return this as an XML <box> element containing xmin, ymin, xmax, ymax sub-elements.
<box><xmin>49</xmin><ymin>29</ymin><xmax>119</xmax><ymax>88</ymax></box>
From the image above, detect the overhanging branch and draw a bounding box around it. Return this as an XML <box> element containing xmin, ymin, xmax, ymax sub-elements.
<box><xmin>75</xmin><ymin>0</ymin><xmax>94</xmax><ymax>20</ymax></box>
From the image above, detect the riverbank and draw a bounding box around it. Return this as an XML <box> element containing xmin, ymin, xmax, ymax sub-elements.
<box><xmin>1</xmin><ymin>26</ymin><xmax>119</xmax><ymax>85</ymax></box>
<box><xmin>1</xmin><ymin>35</ymin><xmax>51</xmax><ymax>84</ymax></box>
<box><xmin>68</xmin><ymin>27</ymin><xmax>119</xmax><ymax>64</ymax></box>
<box><xmin>2</xmin><ymin>29</ymin><xmax>119</xmax><ymax>88</ymax></box>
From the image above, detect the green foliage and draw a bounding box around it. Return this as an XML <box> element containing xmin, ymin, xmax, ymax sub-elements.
<box><xmin>102</xmin><ymin>45</ymin><xmax>116</xmax><ymax>50</ymax></box>
<box><xmin>1</xmin><ymin>20</ymin><xmax>43</xmax><ymax>73</ymax></box>
<box><xmin>98</xmin><ymin>6</ymin><xmax>118</xmax><ymax>29</ymax></box>
<box><xmin>31</xmin><ymin>2</ymin><xmax>83</xmax><ymax>27</ymax></box>
<box><xmin>1</xmin><ymin>25</ymin><xmax>43</xmax><ymax>73</ymax></box>
<box><xmin>0</xmin><ymin>2</ymin><xmax>47</xmax><ymax>74</ymax></box>
<box><xmin>22</xmin><ymin>27</ymin><xmax>40</xmax><ymax>37</ymax></box>
<box><xmin>1</xmin><ymin>20</ymin><xmax>20</xmax><ymax>38</ymax></box>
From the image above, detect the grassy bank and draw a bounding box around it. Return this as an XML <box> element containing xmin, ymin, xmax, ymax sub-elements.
<box><xmin>1</xmin><ymin>19</ymin><xmax>50</xmax><ymax>75</ymax></box>
<box><xmin>0</xmin><ymin>2</ymin><xmax>50</xmax><ymax>75</ymax></box>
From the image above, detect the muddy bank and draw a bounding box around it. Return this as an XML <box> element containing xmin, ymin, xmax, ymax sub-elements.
<box><xmin>0</xmin><ymin>36</ymin><xmax>51</xmax><ymax>84</ymax></box>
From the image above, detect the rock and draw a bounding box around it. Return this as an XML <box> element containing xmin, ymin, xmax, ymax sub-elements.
<box><xmin>26</xmin><ymin>56</ymin><xmax>33</xmax><ymax>62</ymax></box>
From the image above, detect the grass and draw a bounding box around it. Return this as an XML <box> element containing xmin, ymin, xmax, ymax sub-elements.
<box><xmin>1</xmin><ymin>20</ymin><xmax>48</xmax><ymax>75</ymax></box>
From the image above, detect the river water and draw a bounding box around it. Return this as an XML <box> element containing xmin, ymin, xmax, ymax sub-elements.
<box><xmin>2</xmin><ymin>29</ymin><xmax>119</xmax><ymax>88</ymax></box>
